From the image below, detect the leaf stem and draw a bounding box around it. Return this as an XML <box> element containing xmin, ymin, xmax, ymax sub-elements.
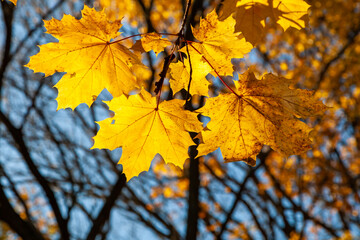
<box><xmin>185</xmin><ymin>39</ymin><xmax>199</xmax><ymax>44</ymax></box>
<box><xmin>154</xmin><ymin>0</ymin><xmax>193</xmax><ymax>106</ymax></box>
<box><xmin>185</xmin><ymin>42</ymin><xmax>193</xmax><ymax>103</ymax></box>
<box><xmin>154</xmin><ymin>52</ymin><xmax>176</xmax><ymax>108</ymax></box>
<box><xmin>111</xmin><ymin>33</ymin><xmax>144</xmax><ymax>44</ymax></box>
<box><xmin>158</xmin><ymin>33</ymin><xmax>180</xmax><ymax>36</ymax></box>
<box><xmin>111</xmin><ymin>32</ymin><xmax>178</xmax><ymax>45</ymax></box>
<box><xmin>186</xmin><ymin>41</ymin><xmax>241</xmax><ymax>98</ymax></box>
<box><xmin>179</xmin><ymin>0</ymin><xmax>192</xmax><ymax>36</ymax></box>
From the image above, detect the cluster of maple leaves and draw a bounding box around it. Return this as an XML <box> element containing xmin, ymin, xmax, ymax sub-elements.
<box><xmin>21</xmin><ymin>0</ymin><xmax>327</xmax><ymax>180</ymax></box>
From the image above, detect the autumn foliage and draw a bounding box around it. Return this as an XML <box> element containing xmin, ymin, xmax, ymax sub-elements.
<box><xmin>25</xmin><ymin>0</ymin><xmax>326</xmax><ymax>181</ymax></box>
<box><xmin>1</xmin><ymin>0</ymin><xmax>359</xmax><ymax>239</ymax></box>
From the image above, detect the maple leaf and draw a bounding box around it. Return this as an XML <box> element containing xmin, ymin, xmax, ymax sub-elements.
<box><xmin>92</xmin><ymin>89</ymin><xmax>203</xmax><ymax>180</ymax></box>
<box><xmin>26</xmin><ymin>6</ymin><xmax>146</xmax><ymax>110</ymax></box>
<box><xmin>169</xmin><ymin>47</ymin><xmax>212</xmax><ymax>96</ymax></box>
<box><xmin>197</xmin><ymin>69</ymin><xmax>327</xmax><ymax>166</ymax></box>
<box><xmin>220</xmin><ymin>0</ymin><xmax>310</xmax><ymax>45</ymax></box>
<box><xmin>273</xmin><ymin>0</ymin><xmax>310</xmax><ymax>30</ymax></box>
<box><xmin>131</xmin><ymin>32</ymin><xmax>172</xmax><ymax>58</ymax></box>
<box><xmin>132</xmin><ymin>32</ymin><xmax>172</xmax><ymax>56</ymax></box>
<box><xmin>191</xmin><ymin>10</ymin><xmax>253</xmax><ymax>76</ymax></box>
<box><xmin>220</xmin><ymin>0</ymin><xmax>269</xmax><ymax>45</ymax></box>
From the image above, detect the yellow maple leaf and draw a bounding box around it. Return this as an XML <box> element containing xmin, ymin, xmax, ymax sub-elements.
<box><xmin>92</xmin><ymin>89</ymin><xmax>203</xmax><ymax>180</ymax></box>
<box><xmin>191</xmin><ymin>10</ymin><xmax>253</xmax><ymax>76</ymax></box>
<box><xmin>132</xmin><ymin>32</ymin><xmax>172</xmax><ymax>56</ymax></box>
<box><xmin>26</xmin><ymin>6</ymin><xmax>146</xmax><ymax>110</ymax></box>
<box><xmin>169</xmin><ymin>47</ymin><xmax>212</xmax><ymax>96</ymax></box>
<box><xmin>220</xmin><ymin>0</ymin><xmax>310</xmax><ymax>45</ymax></box>
<box><xmin>273</xmin><ymin>0</ymin><xmax>310</xmax><ymax>30</ymax></box>
<box><xmin>220</xmin><ymin>0</ymin><xmax>269</xmax><ymax>45</ymax></box>
<box><xmin>197</xmin><ymin>69</ymin><xmax>327</xmax><ymax>166</ymax></box>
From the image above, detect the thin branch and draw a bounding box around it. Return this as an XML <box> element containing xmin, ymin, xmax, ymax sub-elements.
<box><xmin>0</xmin><ymin>111</ymin><xmax>70</xmax><ymax>240</ymax></box>
<box><xmin>216</xmin><ymin>153</ymin><xmax>266</xmax><ymax>239</ymax></box>
<box><xmin>263</xmin><ymin>162</ymin><xmax>340</xmax><ymax>238</ymax></box>
<box><xmin>0</xmin><ymin>165</ymin><xmax>32</xmax><ymax>221</ymax></box>
<box><xmin>86</xmin><ymin>173</ymin><xmax>126</xmax><ymax>240</ymax></box>
<box><xmin>317</xmin><ymin>24</ymin><xmax>360</xmax><ymax>89</ymax></box>
<box><xmin>9</xmin><ymin>0</ymin><xmax>67</xmax><ymax>62</ymax></box>
<box><xmin>0</xmin><ymin>184</ymin><xmax>45</xmax><ymax>240</ymax></box>
<box><xmin>185</xmin><ymin>42</ymin><xmax>193</xmax><ymax>102</ymax></box>
<box><xmin>241</xmin><ymin>198</ymin><xmax>269</xmax><ymax>240</ymax></box>
<box><xmin>179</xmin><ymin>0</ymin><xmax>192</xmax><ymax>35</ymax></box>
<box><xmin>0</xmin><ymin>1</ymin><xmax>14</xmax><ymax>99</ymax></box>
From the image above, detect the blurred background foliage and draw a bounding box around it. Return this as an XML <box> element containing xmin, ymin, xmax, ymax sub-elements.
<box><xmin>0</xmin><ymin>0</ymin><xmax>359</xmax><ymax>239</ymax></box>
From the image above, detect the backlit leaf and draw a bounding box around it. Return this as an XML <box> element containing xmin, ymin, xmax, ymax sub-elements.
<box><xmin>26</xmin><ymin>6</ymin><xmax>146</xmax><ymax>109</ymax></box>
<box><xmin>220</xmin><ymin>0</ymin><xmax>310</xmax><ymax>45</ymax></box>
<box><xmin>169</xmin><ymin>47</ymin><xmax>212</xmax><ymax>96</ymax></box>
<box><xmin>191</xmin><ymin>10</ymin><xmax>253</xmax><ymax>76</ymax></box>
<box><xmin>197</xmin><ymin>69</ymin><xmax>327</xmax><ymax>166</ymax></box>
<box><xmin>92</xmin><ymin>89</ymin><xmax>203</xmax><ymax>180</ymax></box>
<box><xmin>134</xmin><ymin>32</ymin><xmax>172</xmax><ymax>56</ymax></box>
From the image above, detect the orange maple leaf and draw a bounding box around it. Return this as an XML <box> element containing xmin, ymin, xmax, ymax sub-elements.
<box><xmin>197</xmin><ymin>69</ymin><xmax>327</xmax><ymax>166</ymax></box>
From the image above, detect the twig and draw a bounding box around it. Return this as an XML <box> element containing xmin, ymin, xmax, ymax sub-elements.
<box><xmin>185</xmin><ymin>42</ymin><xmax>193</xmax><ymax>102</ymax></box>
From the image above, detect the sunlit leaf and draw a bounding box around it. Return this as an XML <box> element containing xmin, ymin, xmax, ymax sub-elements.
<box><xmin>26</xmin><ymin>6</ymin><xmax>146</xmax><ymax>109</ymax></box>
<box><xmin>92</xmin><ymin>89</ymin><xmax>203</xmax><ymax>180</ymax></box>
<box><xmin>197</xmin><ymin>69</ymin><xmax>327</xmax><ymax>165</ymax></box>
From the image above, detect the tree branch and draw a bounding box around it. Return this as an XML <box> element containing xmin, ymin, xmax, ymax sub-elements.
<box><xmin>216</xmin><ymin>152</ymin><xmax>266</xmax><ymax>239</ymax></box>
<box><xmin>0</xmin><ymin>184</ymin><xmax>45</xmax><ymax>240</ymax></box>
<box><xmin>0</xmin><ymin>111</ymin><xmax>70</xmax><ymax>240</ymax></box>
<box><xmin>86</xmin><ymin>173</ymin><xmax>126</xmax><ymax>240</ymax></box>
<box><xmin>0</xmin><ymin>1</ymin><xmax>14</xmax><ymax>98</ymax></box>
<box><xmin>317</xmin><ymin>24</ymin><xmax>360</xmax><ymax>89</ymax></box>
